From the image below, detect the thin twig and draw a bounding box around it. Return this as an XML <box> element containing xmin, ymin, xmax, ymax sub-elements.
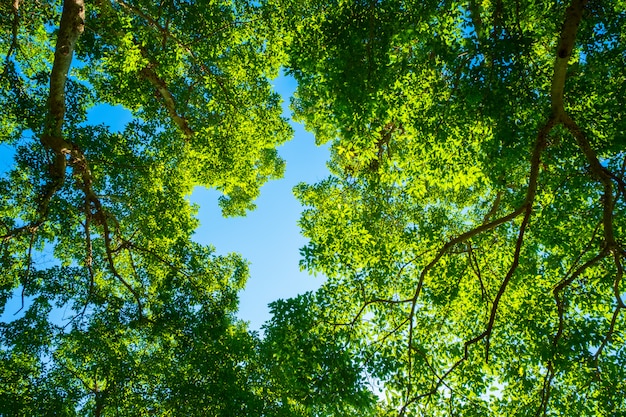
<box><xmin>4</xmin><ymin>0</ymin><xmax>20</xmax><ymax>64</ymax></box>
<box><xmin>535</xmin><ymin>361</ymin><xmax>555</xmax><ymax>417</ymax></box>
<box><xmin>14</xmin><ymin>231</ymin><xmax>35</xmax><ymax>315</ymax></box>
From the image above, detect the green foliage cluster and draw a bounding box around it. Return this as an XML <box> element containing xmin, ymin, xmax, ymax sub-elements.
<box><xmin>1</xmin><ymin>0</ymin><xmax>625</xmax><ymax>416</ymax></box>
<box><xmin>284</xmin><ymin>0</ymin><xmax>626</xmax><ymax>415</ymax></box>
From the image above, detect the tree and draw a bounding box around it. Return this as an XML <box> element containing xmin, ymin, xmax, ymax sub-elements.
<box><xmin>0</xmin><ymin>0</ymin><xmax>298</xmax><ymax>415</ymax></box>
<box><xmin>2</xmin><ymin>0</ymin><xmax>625</xmax><ymax>416</ymax></box>
<box><xmin>279</xmin><ymin>0</ymin><xmax>626</xmax><ymax>415</ymax></box>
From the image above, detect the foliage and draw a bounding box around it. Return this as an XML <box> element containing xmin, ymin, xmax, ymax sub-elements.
<box><xmin>260</xmin><ymin>293</ymin><xmax>377</xmax><ymax>416</ymax></box>
<box><xmin>0</xmin><ymin>251</ymin><xmax>262</xmax><ymax>416</ymax></box>
<box><xmin>1</xmin><ymin>0</ymin><xmax>625</xmax><ymax>416</ymax></box>
<box><xmin>0</xmin><ymin>0</ymin><xmax>297</xmax><ymax>415</ymax></box>
<box><xmin>281</xmin><ymin>0</ymin><xmax>626</xmax><ymax>415</ymax></box>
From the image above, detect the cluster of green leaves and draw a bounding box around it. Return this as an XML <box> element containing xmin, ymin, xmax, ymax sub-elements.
<box><xmin>278</xmin><ymin>0</ymin><xmax>626</xmax><ymax>415</ymax></box>
<box><xmin>259</xmin><ymin>293</ymin><xmax>377</xmax><ymax>416</ymax></box>
<box><xmin>0</xmin><ymin>0</ymin><xmax>311</xmax><ymax>415</ymax></box>
<box><xmin>1</xmin><ymin>0</ymin><xmax>625</xmax><ymax>416</ymax></box>
<box><xmin>0</xmin><ymin>251</ymin><xmax>259</xmax><ymax>416</ymax></box>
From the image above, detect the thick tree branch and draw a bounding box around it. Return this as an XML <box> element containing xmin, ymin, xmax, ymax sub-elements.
<box><xmin>548</xmin><ymin>2</ymin><xmax>626</xmax><ymax>376</ymax></box>
<box><xmin>33</xmin><ymin>0</ymin><xmax>147</xmax><ymax>319</ymax></box>
<box><xmin>0</xmin><ymin>1</ymin><xmax>86</xmax><ymax>239</ymax></box>
<box><xmin>551</xmin><ymin>0</ymin><xmax>587</xmax><ymax>116</ymax></box>
<box><xmin>93</xmin><ymin>0</ymin><xmax>196</xmax><ymax>137</ymax></box>
<box><xmin>562</xmin><ymin>114</ymin><xmax>618</xmax><ymax>248</ymax></box>
<box><xmin>44</xmin><ymin>0</ymin><xmax>85</xmax><ymax>141</ymax></box>
<box><xmin>468</xmin><ymin>0</ymin><xmax>483</xmax><ymax>41</ymax></box>
<box><xmin>140</xmin><ymin>66</ymin><xmax>194</xmax><ymax>138</ymax></box>
<box><xmin>39</xmin><ymin>0</ymin><xmax>85</xmax><ymax>220</ymax></box>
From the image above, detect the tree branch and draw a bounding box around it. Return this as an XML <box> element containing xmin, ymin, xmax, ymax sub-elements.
<box><xmin>482</xmin><ymin>204</ymin><xmax>532</xmax><ymax>361</ymax></box>
<box><xmin>4</xmin><ymin>0</ymin><xmax>20</xmax><ymax>64</ymax></box>
<box><xmin>400</xmin><ymin>0</ymin><xmax>589</xmax><ymax>399</ymax></box>
<box><xmin>33</xmin><ymin>0</ymin><xmax>147</xmax><ymax>319</ymax></box>
<box><xmin>140</xmin><ymin>66</ymin><xmax>194</xmax><ymax>138</ymax></box>
<box><xmin>406</xmin><ymin>114</ymin><xmax>551</xmax><ymax>371</ymax></box>
<box><xmin>38</xmin><ymin>0</ymin><xmax>85</xmax><ymax>222</ymax></box>
<box><xmin>562</xmin><ymin>113</ymin><xmax>618</xmax><ymax>248</ymax></box>
<box><xmin>592</xmin><ymin>304</ymin><xmax>623</xmax><ymax>364</ymax></box>
<box><xmin>613</xmin><ymin>252</ymin><xmax>625</xmax><ymax>309</ymax></box>
<box><xmin>44</xmin><ymin>0</ymin><xmax>85</xmax><ymax>141</ymax></box>
<box><xmin>535</xmin><ymin>361</ymin><xmax>555</xmax><ymax>417</ymax></box>
<box><xmin>467</xmin><ymin>243</ymin><xmax>492</xmax><ymax>304</ymax></box>
<box><xmin>551</xmin><ymin>0</ymin><xmax>587</xmax><ymax>116</ymax></box>
<box><xmin>13</xmin><ymin>231</ymin><xmax>35</xmax><ymax>315</ymax></box>
<box><xmin>111</xmin><ymin>0</ymin><xmax>238</xmax><ymax>108</ymax></box>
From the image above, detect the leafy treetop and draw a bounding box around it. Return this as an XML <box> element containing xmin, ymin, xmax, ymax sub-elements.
<box><xmin>282</xmin><ymin>0</ymin><xmax>626</xmax><ymax>414</ymax></box>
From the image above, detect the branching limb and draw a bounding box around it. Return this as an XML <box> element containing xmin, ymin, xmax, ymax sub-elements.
<box><xmin>35</xmin><ymin>0</ymin><xmax>84</xmax><ymax>224</ymax></box>
<box><xmin>122</xmin><ymin>240</ymin><xmax>192</xmax><ymax>279</ymax></box>
<box><xmin>401</xmin><ymin>0</ymin><xmax>588</xmax><ymax>399</ymax></box>
<box><xmin>552</xmin><ymin>223</ymin><xmax>606</xmax><ymax>347</ymax></box>
<box><xmin>44</xmin><ymin>0</ymin><xmax>85</xmax><ymax>141</ymax></box>
<box><xmin>333</xmin><ymin>296</ymin><xmax>413</xmax><ymax>327</ymax></box>
<box><xmin>562</xmin><ymin>114</ymin><xmax>617</xmax><ymax>243</ymax></box>
<box><xmin>552</xmin><ymin>248</ymin><xmax>623</xmax><ymax>366</ymax></box>
<box><xmin>93</xmin><ymin>194</ymin><xmax>145</xmax><ymax>320</ymax></box>
<box><xmin>4</xmin><ymin>0</ymin><xmax>20</xmax><ymax>64</ymax></box>
<box><xmin>403</xmin><ymin>205</ymin><xmax>526</xmax><ymax>394</ymax></box>
<box><xmin>92</xmin><ymin>1</ymin><xmax>198</xmax><ymax>137</ymax></box>
<box><xmin>535</xmin><ymin>361</ymin><xmax>555</xmax><ymax>417</ymax></box>
<box><xmin>592</xmin><ymin>304</ymin><xmax>623</xmax><ymax>365</ymax></box>
<box><xmin>33</xmin><ymin>0</ymin><xmax>146</xmax><ymax>319</ymax></box>
<box><xmin>482</xmin><ymin>203</ymin><xmax>532</xmax><ymax>361</ymax></box>
<box><xmin>467</xmin><ymin>243</ymin><xmax>492</xmax><ymax>304</ymax></box>
<box><xmin>140</xmin><ymin>66</ymin><xmax>194</xmax><ymax>138</ymax></box>
<box><xmin>549</xmin><ymin>2</ymin><xmax>625</xmax><ymax>376</ymax></box>
<box><xmin>613</xmin><ymin>252</ymin><xmax>625</xmax><ymax>309</ymax></box>
<box><xmin>13</xmin><ymin>231</ymin><xmax>35</xmax><ymax>315</ymax></box>
<box><xmin>590</xmin><ymin>251</ymin><xmax>625</xmax><ymax>363</ymax></box>
<box><xmin>551</xmin><ymin>0</ymin><xmax>588</xmax><ymax>116</ymax></box>
<box><xmin>109</xmin><ymin>0</ymin><xmax>237</xmax><ymax>108</ymax></box>
<box><xmin>405</xmin><ymin>115</ymin><xmax>551</xmax><ymax>385</ymax></box>
<box><xmin>362</xmin><ymin>316</ymin><xmax>411</xmax><ymax>365</ymax></box>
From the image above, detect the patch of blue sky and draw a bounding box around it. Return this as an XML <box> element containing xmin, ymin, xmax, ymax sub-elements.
<box><xmin>192</xmin><ymin>71</ymin><xmax>330</xmax><ymax>331</ymax></box>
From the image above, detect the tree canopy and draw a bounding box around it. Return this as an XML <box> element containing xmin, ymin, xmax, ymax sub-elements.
<box><xmin>285</xmin><ymin>0</ymin><xmax>626</xmax><ymax>414</ymax></box>
<box><xmin>1</xmin><ymin>0</ymin><xmax>625</xmax><ymax>416</ymax></box>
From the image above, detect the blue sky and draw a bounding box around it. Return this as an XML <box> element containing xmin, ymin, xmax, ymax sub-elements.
<box><xmin>0</xmin><ymin>73</ymin><xmax>330</xmax><ymax>331</ymax></box>
<box><xmin>191</xmin><ymin>74</ymin><xmax>330</xmax><ymax>330</ymax></box>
